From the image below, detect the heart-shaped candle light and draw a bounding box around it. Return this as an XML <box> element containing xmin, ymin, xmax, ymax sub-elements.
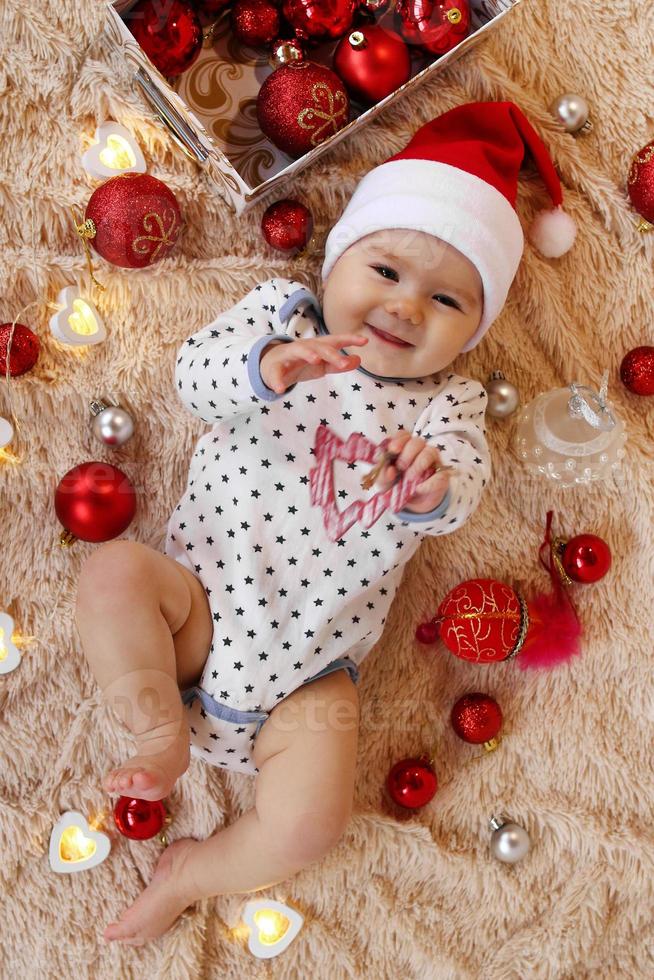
<box><xmin>242</xmin><ymin>899</ymin><xmax>304</xmax><ymax>958</ymax></box>
<box><xmin>309</xmin><ymin>423</ymin><xmax>426</xmax><ymax>540</ymax></box>
<box><xmin>49</xmin><ymin>810</ymin><xmax>111</xmax><ymax>873</ymax></box>
<box><xmin>49</xmin><ymin>287</ymin><xmax>106</xmax><ymax>347</ymax></box>
<box><xmin>82</xmin><ymin>122</ymin><xmax>146</xmax><ymax>179</ymax></box>
<box><xmin>0</xmin><ymin>611</ymin><xmax>21</xmax><ymax>675</ymax></box>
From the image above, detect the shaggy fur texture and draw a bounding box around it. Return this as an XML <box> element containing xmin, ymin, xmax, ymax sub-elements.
<box><xmin>1</xmin><ymin>0</ymin><xmax>653</xmax><ymax>976</ymax></box>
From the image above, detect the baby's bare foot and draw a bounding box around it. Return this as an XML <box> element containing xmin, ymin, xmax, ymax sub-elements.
<box><xmin>103</xmin><ymin>838</ymin><xmax>199</xmax><ymax>945</ymax></box>
<box><xmin>103</xmin><ymin>728</ymin><xmax>190</xmax><ymax>801</ymax></box>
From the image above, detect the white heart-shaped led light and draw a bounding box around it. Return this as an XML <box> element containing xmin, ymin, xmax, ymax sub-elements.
<box><xmin>49</xmin><ymin>810</ymin><xmax>111</xmax><ymax>873</ymax></box>
<box><xmin>0</xmin><ymin>611</ymin><xmax>21</xmax><ymax>675</ymax></box>
<box><xmin>82</xmin><ymin>122</ymin><xmax>146</xmax><ymax>179</ymax></box>
<box><xmin>242</xmin><ymin>899</ymin><xmax>304</xmax><ymax>959</ymax></box>
<box><xmin>0</xmin><ymin>417</ymin><xmax>14</xmax><ymax>450</ymax></box>
<box><xmin>49</xmin><ymin>287</ymin><xmax>106</xmax><ymax>347</ymax></box>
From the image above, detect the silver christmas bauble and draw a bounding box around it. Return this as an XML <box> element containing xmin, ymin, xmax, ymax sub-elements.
<box><xmin>550</xmin><ymin>93</ymin><xmax>592</xmax><ymax>134</ymax></box>
<box><xmin>485</xmin><ymin>371</ymin><xmax>520</xmax><ymax>418</ymax></box>
<box><xmin>489</xmin><ymin>816</ymin><xmax>531</xmax><ymax>863</ymax></box>
<box><xmin>90</xmin><ymin>400</ymin><xmax>134</xmax><ymax>447</ymax></box>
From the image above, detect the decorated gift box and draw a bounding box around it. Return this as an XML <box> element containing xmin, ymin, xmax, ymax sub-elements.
<box><xmin>105</xmin><ymin>0</ymin><xmax>522</xmax><ymax>215</ymax></box>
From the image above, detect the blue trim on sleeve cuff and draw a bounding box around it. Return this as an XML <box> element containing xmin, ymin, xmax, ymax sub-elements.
<box><xmin>395</xmin><ymin>486</ymin><xmax>452</xmax><ymax>523</ymax></box>
<box><xmin>247</xmin><ymin>334</ymin><xmax>297</xmax><ymax>401</ymax></box>
<box><xmin>279</xmin><ymin>287</ymin><xmax>322</xmax><ymax>324</ymax></box>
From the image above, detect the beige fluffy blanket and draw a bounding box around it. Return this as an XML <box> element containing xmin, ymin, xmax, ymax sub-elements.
<box><xmin>2</xmin><ymin>0</ymin><xmax>653</xmax><ymax>976</ymax></box>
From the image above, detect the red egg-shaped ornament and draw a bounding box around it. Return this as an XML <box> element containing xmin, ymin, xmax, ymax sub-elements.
<box><xmin>125</xmin><ymin>0</ymin><xmax>203</xmax><ymax>77</ymax></box>
<box><xmin>334</xmin><ymin>25</ymin><xmax>411</xmax><ymax>105</ymax></box>
<box><xmin>627</xmin><ymin>140</ymin><xmax>654</xmax><ymax>227</ymax></box>
<box><xmin>231</xmin><ymin>0</ymin><xmax>280</xmax><ymax>47</ymax></box>
<box><xmin>55</xmin><ymin>462</ymin><xmax>137</xmax><ymax>543</ymax></box>
<box><xmin>386</xmin><ymin>756</ymin><xmax>437</xmax><ymax>808</ymax></box>
<box><xmin>395</xmin><ymin>0</ymin><xmax>470</xmax><ymax>56</ymax></box>
<box><xmin>84</xmin><ymin>173</ymin><xmax>182</xmax><ymax>269</ymax></box>
<box><xmin>283</xmin><ymin>0</ymin><xmax>356</xmax><ymax>41</ymax></box>
<box><xmin>437</xmin><ymin>578</ymin><xmax>526</xmax><ymax>664</ymax></box>
<box><xmin>451</xmin><ymin>693</ymin><xmax>503</xmax><ymax>745</ymax></box>
<box><xmin>257</xmin><ymin>61</ymin><xmax>349</xmax><ymax>158</ymax></box>
<box><xmin>620</xmin><ymin>346</ymin><xmax>654</xmax><ymax>396</ymax></box>
<box><xmin>562</xmin><ymin>534</ymin><xmax>612</xmax><ymax>584</ymax></box>
<box><xmin>0</xmin><ymin>322</ymin><xmax>40</xmax><ymax>377</ymax></box>
<box><xmin>261</xmin><ymin>199</ymin><xmax>313</xmax><ymax>252</ymax></box>
<box><xmin>114</xmin><ymin>796</ymin><xmax>167</xmax><ymax>840</ymax></box>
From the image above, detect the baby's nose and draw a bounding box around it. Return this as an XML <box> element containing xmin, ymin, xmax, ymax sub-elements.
<box><xmin>385</xmin><ymin>297</ymin><xmax>423</xmax><ymax>325</ymax></box>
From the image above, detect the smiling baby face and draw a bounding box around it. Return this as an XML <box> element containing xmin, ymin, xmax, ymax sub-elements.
<box><xmin>320</xmin><ymin>228</ymin><xmax>484</xmax><ymax>379</ymax></box>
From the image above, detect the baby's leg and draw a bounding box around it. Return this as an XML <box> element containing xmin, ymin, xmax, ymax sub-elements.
<box><xmin>74</xmin><ymin>540</ymin><xmax>213</xmax><ymax>801</ymax></box>
<box><xmin>103</xmin><ymin>669</ymin><xmax>359</xmax><ymax>944</ymax></box>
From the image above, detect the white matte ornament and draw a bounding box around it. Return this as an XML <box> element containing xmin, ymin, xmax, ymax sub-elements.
<box><xmin>528</xmin><ymin>207</ymin><xmax>577</xmax><ymax>257</ymax></box>
<box><xmin>90</xmin><ymin>400</ymin><xmax>135</xmax><ymax>446</ymax></box>
<box><xmin>242</xmin><ymin>899</ymin><xmax>304</xmax><ymax>958</ymax></box>
<box><xmin>489</xmin><ymin>815</ymin><xmax>531</xmax><ymax>863</ymax></box>
<box><xmin>550</xmin><ymin>93</ymin><xmax>592</xmax><ymax>134</ymax></box>
<box><xmin>0</xmin><ymin>611</ymin><xmax>22</xmax><ymax>675</ymax></box>
<box><xmin>49</xmin><ymin>810</ymin><xmax>111</xmax><ymax>873</ymax></box>
<box><xmin>82</xmin><ymin>122</ymin><xmax>146</xmax><ymax>179</ymax></box>
<box><xmin>50</xmin><ymin>287</ymin><xmax>106</xmax><ymax>347</ymax></box>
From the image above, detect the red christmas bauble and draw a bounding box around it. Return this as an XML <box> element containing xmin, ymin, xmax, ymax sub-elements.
<box><xmin>261</xmin><ymin>199</ymin><xmax>313</xmax><ymax>252</ymax></box>
<box><xmin>437</xmin><ymin>579</ymin><xmax>525</xmax><ymax>664</ymax></box>
<box><xmin>232</xmin><ymin>0</ymin><xmax>280</xmax><ymax>46</ymax></box>
<box><xmin>451</xmin><ymin>693</ymin><xmax>503</xmax><ymax>744</ymax></box>
<box><xmin>257</xmin><ymin>61</ymin><xmax>349</xmax><ymax>158</ymax></box>
<box><xmin>395</xmin><ymin>0</ymin><xmax>470</xmax><ymax>55</ymax></box>
<box><xmin>333</xmin><ymin>25</ymin><xmax>411</xmax><ymax>105</ymax></box>
<box><xmin>627</xmin><ymin>140</ymin><xmax>654</xmax><ymax>226</ymax></box>
<box><xmin>386</xmin><ymin>756</ymin><xmax>437</xmax><ymax>808</ymax></box>
<box><xmin>0</xmin><ymin>322</ymin><xmax>40</xmax><ymax>377</ymax></box>
<box><xmin>283</xmin><ymin>0</ymin><xmax>356</xmax><ymax>41</ymax></box>
<box><xmin>125</xmin><ymin>0</ymin><xmax>203</xmax><ymax>77</ymax></box>
<box><xmin>620</xmin><ymin>346</ymin><xmax>654</xmax><ymax>396</ymax></box>
<box><xmin>415</xmin><ymin>619</ymin><xmax>439</xmax><ymax>644</ymax></box>
<box><xmin>55</xmin><ymin>462</ymin><xmax>137</xmax><ymax>542</ymax></box>
<box><xmin>113</xmin><ymin>796</ymin><xmax>166</xmax><ymax>840</ymax></box>
<box><xmin>84</xmin><ymin>173</ymin><xmax>182</xmax><ymax>269</ymax></box>
<box><xmin>562</xmin><ymin>534</ymin><xmax>612</xmax><ymax>584</ymax></box>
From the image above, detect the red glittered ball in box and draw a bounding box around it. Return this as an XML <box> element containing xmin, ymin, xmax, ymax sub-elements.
<box><xmin>257</xmin><ymin>61</ymin><xmax>349</xmax><ymax>158</ymax></box>
<box><xmin>113</xmin><ymin>796</ymin><xmax>166</xmax><ymax>840</ymax></box>
<box><xmin>82</xmin><ymin>173</ymin><xmax>182</xmax><ymax>269</ymax></box>
<box><xmin>451</xmin><ymin>693</ymin><xmax>503</xmax><ymax>745</ymax></box>
<box><xmin>386</xmin><ymin>756</ymin><xmax>437</xmax><ymax>809</ymax></box>
<box><xmin>261</xmin><ymin>199</ymin><xmax>313</xmax><ymax>252</ymax></box>
<box><xmin>55</xmin><ymin>461</ymin><xmax>137</xmax><ymax>543</ymax></box>
<box><xmin>627</xmin><ymin>139</ymin><xmax>654</xmax><ymax>227</ymax></box>
<box><xmin>0</xmin><ymin>322</ymin><xmax>40</xmax><ymax>377</ymax></box>
<box><xmin>232</xmin><ymin>0</ymin><xmax>280</xmax><ymax>47</ymax></box>
<box><xmin>125</xmin><ymin>0</ymin><xmax>203</xmax><ymax>77</ymax></box>
<box><xmin>395</xmin><ymin>0</ymin><xmax>470</xmax><ymax>56</ymax></box>
<box><xmin>620</xmin><ymin>346</ymin><xmax>654</xmax><ymax>396</ymax></box>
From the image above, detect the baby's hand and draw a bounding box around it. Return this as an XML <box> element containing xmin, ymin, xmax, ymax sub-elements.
<box><xmin>260</xmin><ymin>334</ymin><xmax>368</xmax><ymax>395</ymax></box>
<box><xmin>373</xmin><ymin>432</ymin><xmax>452</xmax><ymax>514</ymax></box>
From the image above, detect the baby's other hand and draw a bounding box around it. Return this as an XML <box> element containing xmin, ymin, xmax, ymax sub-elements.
<box><xmin>260</xmin><ymin>334</ymin><xmax>368</xmax><ymax>395</ymax></box>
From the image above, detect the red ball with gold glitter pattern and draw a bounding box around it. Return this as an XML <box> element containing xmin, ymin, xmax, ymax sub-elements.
<box><xmin>0</xmin><ymin>322</ymin><xmax>40</xmax><ymax>377</ymax></box>
<box><xmin>628</xmin><ymin>139</ymin><xmax>654</xmax><ymax>228</ymax></box>
<box><xmin>451</xmin><ymin>693</ymin><xmax>503</xmax><ymax>744</ymax></box>
<box><xmin>257</xmin><ymin>61</ymin><xmax>350</xmax><ymax>158</ymax></box>
<box><xmin>261</xmin><ymin>199</ymin><xmax>313</xmax><ymax>252</ymax></box>
<box><xmin>436</xmin><ymin>578</ymin><xmax>526</xmax><ymax>664</ymax></box>
<box><xmin>395</xmin><ymin>0</ymin><xmax>470</xmax><ymax>55</ymax></box>
<box><xmin>620</xmin><ymin>346</ymin><xmax>654</xmax><ymax>396</ymax></box>
<box><xmin>282</xmin><ymin>0</ymin><xmax>356</xmax><ymax>41</ymax></box>
<box><xmin>83</xmin><ymin>173</ymin><xmax>182</xmax><ymax>269</ymax></box>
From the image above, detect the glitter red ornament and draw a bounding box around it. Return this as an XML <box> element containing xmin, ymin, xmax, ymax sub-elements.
<box><xmin>0</xmin><ymin>322</ymin><xmax>40</xmax><ymax>377</ymax></box>
<box><xmin>257</xmin><ymin>61</ymin><xmax>350</xmax><ymax>158</ymax></box>
<box><xmin>283</xmin><ymin>0</ymin><xmax>356</xmax><ymax>42</ymax></box>
<box><xmin>125</xmin><ymin>0</ymin><xmax>203</xmax><ymax>78</ymax></box>
<box><xmin>561</xmin><ymin>534</ymin><xmax>612</xmax><ymax>584</ymax></box>
<box><xmin>232</xmin><ymin>0</ymin><xmax>280</xmax><ymax>47</ymax></box>
<box><xmin>261</xmin><ymin>199</ymin><xmax>313</xmax><ymax>252</ymax></box>
<box><xmin>436</xmin><ymin>578</ymin><xmax>527</xmax><ymax>664</ymax></box>
<box><xmin>395</xmin><ymin>0</ymin><xmax>470</xmax><ymax>55</ymax></box>
<box><xmin>55</xmin><ymin>462</ymin><xmax>137</xmax><ymax>544</ymax></box>
<box><xmin>620</xmin><ymin>346</ymin><xmax>654</xmax><ymax>396</ymax></box>
<box><xmin>627</xmin><ymin>139</ymin><xmax>654</xmax><ymax>230</ymax></box>
<box><xmin>451</xmin><ymin>693</ymin><xmax>503</xmax><ymax>747</ymax></box>
<box><xmin>113</xmin><ymin>796</ymin><xmax>167</xmax><ymax>840</ymax></box>
<box><xmin>333</xmin><ymin>25</ymin><xmax>411</xmax><ymax>106</ymax></box>
<box><xmin>81</xmin><ymin>173</ymin><xmax>182</xmax><ymax>269</ymax></box>
<box><xmin>386</xmin><ymin>756</ymin><xmax>437</xmax><ymax>808</ymax></box>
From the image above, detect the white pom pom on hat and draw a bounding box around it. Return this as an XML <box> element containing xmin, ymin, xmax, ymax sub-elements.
<box><xmin>321</xmin><ymin>100</ymin><xmax>577</xmax><ymax>352</ymax></box>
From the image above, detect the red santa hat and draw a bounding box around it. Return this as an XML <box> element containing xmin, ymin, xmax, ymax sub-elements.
<box><xmin>321</xmin><ymin>101</ymin><xmax>576</xmax><ymax>352</ymax></box>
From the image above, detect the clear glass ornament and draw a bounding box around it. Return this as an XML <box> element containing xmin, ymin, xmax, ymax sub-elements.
<box><xmin>514</xmin><ymin>370</ymin><xmax>627</xmax><ymax>487</ymax></box>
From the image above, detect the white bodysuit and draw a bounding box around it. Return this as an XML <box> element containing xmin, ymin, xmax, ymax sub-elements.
<box><xmin>165</xmin><ymin>277</ymin><xmax>491</xmax><ymax>775</ymax></box>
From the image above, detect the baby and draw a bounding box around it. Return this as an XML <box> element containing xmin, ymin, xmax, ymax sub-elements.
<box><xmin>74</xmin><ymin>101</ymin><xmax>573</xmax><ymax>944</ymax></box>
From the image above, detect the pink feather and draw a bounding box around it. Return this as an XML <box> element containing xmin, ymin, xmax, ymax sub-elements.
<box><xmin>517</xmin><ymin>587</ymin><xmax>583</xmax><ymax>670</ymax></box>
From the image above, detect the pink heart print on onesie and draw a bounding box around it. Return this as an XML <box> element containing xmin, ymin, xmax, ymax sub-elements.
<box><xmin>309</xmin><ymin>423</ymin><xmax>428</xmax><ymax>541</ymax></box>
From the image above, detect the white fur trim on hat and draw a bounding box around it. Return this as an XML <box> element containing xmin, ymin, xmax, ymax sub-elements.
<box><xmin>321</xmin><ymin>159</ymin><xmax>524</xmax><ymax>351</ymax></box>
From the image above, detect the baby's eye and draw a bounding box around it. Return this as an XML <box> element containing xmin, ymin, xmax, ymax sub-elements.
<box><xmin>372</xmin><ymin>265</ymin><xmax>399</xmax><ymax>282</ymax></box>
<box><xmin>433</xmin><ymin>294</ymin><xmax>461</xmax><ymax>310</ymax></box>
